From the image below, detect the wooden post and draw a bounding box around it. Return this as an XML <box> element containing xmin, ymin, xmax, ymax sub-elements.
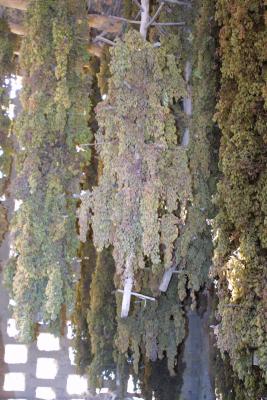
<box><xmin>182</xmin><ymin>61</ymin><xmax>192</xmax><ymax>146</ymax></box>
<box><xmin>121</xmin><ymin>275</ymin><xmax>133</xmax><ymax>318</ymax></box>
<box><xmin>159</xmin><ymin>265</ymin><xmax>177</xmax><ymax>292</ymax></box>
<box><xmin>140</xmin><ymin>0</ymin><xmax>150</xmax><ymax>39</ymax></box>
<box><xmin>121</xmin><ymin>254</ymin><xmax>134</xmax><ymax>318</ymax></box>
<box><xmin>119</xmin><ymin>0</ymin><xmax>149</xmax><ymax>317</ymax></box>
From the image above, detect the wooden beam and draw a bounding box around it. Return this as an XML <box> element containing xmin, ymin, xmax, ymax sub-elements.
<box><xmin>7</xmin><ymin>16</ymin><xmax>122</xmax><ymax>36</ymax></box>
<box><xmin>121</xmin><ymin>276</ymin><xmax>133</xmax><ymax>318</ymax></box>
<box><xmin>121</xmin><ymin>254</ymin><xmax>134</xmax><ymax>318</ymax></box>
<box><xmin>88</xmin><ymin>14</ymin><xmax>123</xmax><ymax>33</ymax></box>
<box><xmin>182</xmin><ymin>61</ymin><xmax>192</xmax><ymax>147</ymax></box>
<box><xmin>159</xmin><ymin>265</ymin><xmax>176</xmax><ymax>292</ymax></box>
<box><xmin>7</xmin><ymin>22</ymin><xmax>103</xmax><ymax>58</ymax></box>
<box><xmin>117</xmin><ymin>289</ymin><xmax>156</xmax><ymax>302</ymax></box>
<box><xmin>160</xmin><ymin>0</ymin><xmax>191</xmax><ymax>5</ymax></box>
<box><xmin>0</xmin><ymin>0</ymin><xmax>28</xmax><ymax>10</ymax></box>
<box><xmin>8</xmin><ymin>21</ymin><xmax>25</xmax><ymax>36</ymax></box>
<box><xmin>140</xmin><ymin>0</ymin><xmax>150</xmax><ymax>39</ymax></box>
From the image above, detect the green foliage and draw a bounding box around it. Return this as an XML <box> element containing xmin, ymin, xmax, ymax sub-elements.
<box><xmin>77</xmin><ymin>29</ymin><xmax>191</xmax><ymax>374</ymax></box>
<box><xmin>177</xmin><ymin>0</ymin><xmax>218</xmax><ymax>299</ymax></box>
<box><xmin>79</xmin><ymin>29</ymin><xmax>190</xmax><ymax>282</ymax></box>
<box><xmin>0</xmin><ymin>17</ymin><xmax>14</xmax><ymax>243</ymax></box>
<box><xmin>77</xmin><ymin>0</ymin><xmax>221</xmax><ymax>375</ymax></box>
<box><xmin>72</xmin><ymin>239</ymin><xmax>96</xmax><ymax>375</ymax></box>
<box><xmin>6</xmin><ymin>0</ymin><xmax>92</xmax><ymax>342</ymax></box>
<box><xmin>213</xmin><ymin>0</ymin><xmax>267</xmax><ymax>393</ymax></box>
<box><xmin>0</xmin><ymin>17</ymin><xmax>14</xmax><ymax>75</ymax></box>
<box><xmin>214</xmin><ymin>350</ymin><xmax>267</xmax><ymax>400</ymax></box>
<box><xmin>116</xmin><ymin>277</ymin><xmax>185</xmax><ymax>376</ymax></box>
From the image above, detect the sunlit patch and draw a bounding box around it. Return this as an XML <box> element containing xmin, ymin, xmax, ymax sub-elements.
<box><xmin>10</xmin><ymin>76</ymin><xmax>22</xmax><ymax>99</ymax></box>
<box><xmin>68</xmin><ymin>347</ymin><xmax>76</xmax><ymax>366</ymax></box>
<box><xmin>35</xmin><ymin>387</ymin><xmax>56</xmax><ymax>400</ymax></box>
<box><xmin>96</xmin><ymin>388</ymin><xmax>109</xmax><ymax>394</ymax></box>
<box><xmin>9</xmin><ymin>246</ymin><xmax>18</xmax><ymax>258</ymax></box>
<box><xmin>66</xmin><ymin>374</ymin><xmax>88</xmax><ymax>395</ymax></box>
<box><xmin>4</xmin><ymin>373</ymin><xmax>25</xmax><ymax>391</ymax></box>
<box><xmin>66</xmin><ymin>320</ymin><xmax>74</xmax><ymax>339</ymax></box>
<box><xmin>127</xmin><ymin>375</ymin><xmax>135</xmax><ymax>393</ymax></box>
<box><xmin>9</xmin><ymin>299</ymin><xmax>16</xmax><ymax>307</ymax></box>
<box><xmin>37</xmin><ymin>333</ymin><xmax>60</xmax><ymax>351</ymax></box>
<box><xmin>14</xmin><ymin>199</ymin><xmax>23</xmax><ymax>211</ymax></box>
<box><xmin>127</xmin><ymin>375</ymin><xmax>142</xmax><ymax>394</ymax></box>
<box><xmin>7</xmin><ymin>318</ymin><xmax>19</xmax><ymax>337</ymax></box>
<box><xmin>76</xmin><ymin>145</ymin><xmax>86</xmax><ymax>153</ymax></box>
<box><xmin>7</xmin><ymin>103</ymin><xmax>15</xmax><ymax>119</ymax></box>
<box><xmin>36</xmin><ymin>358</ymin><xmax>58</xmax><ymax>379</ymax></box>
<box><xmin>4</xmin><ymin>344</ymin><xmax>28</xmax><ymax>364</ymax></box>
<box><xmin>7</xmin><ymin>76</ymin><xmax>23</xmax><ymax>118</ymax></box>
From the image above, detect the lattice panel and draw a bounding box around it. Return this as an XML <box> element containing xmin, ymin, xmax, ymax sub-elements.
<box><xmin>0</xmin><ymin>273</ymin><xmax>88</xmax><ymax>400</ymax></box>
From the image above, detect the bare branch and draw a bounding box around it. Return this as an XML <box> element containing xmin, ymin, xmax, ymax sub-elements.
<box><xmin>146</xmin><ymin>3</ymin><xmax>164</xmax><ymax>28</ymax></box>
<box><xmin>101</xmin><ymin>14</ymin><xmax>184</xmax><ymax>29</ymax></box>
<box><xmin>160</xmin><ymin>0</ymin><xmax>191</xmax><ymax>6</ymax></box>
<box><xmin>123</xmin><ymin>80</ymin><xmax>133</xmax><ymax>90</ymax></box>
<box><xmin>94</xmin><ymin>35</ymin><xmax>115</xmax><ymax>46</ymax></box>
<box><xmin>117</xmin><ymin>289</ymin><xmax>156</xmax><ymax>302</ymax></box>
<box><xmin>8</xmin><ymin>11</ymin><xmax>184</xmax><ymax>38</ymax></box>
<box><xmin>135</xmin><ymin>10</ymin><xmax>142</xmax><ymax>20</ymax></box>
<box><xmin>92</xmin><ymin>14</ymin><xmax>141</xmax><ymax>25</ymax></box>
<box><xmin>154</xmin><ymin>21</ymin><xmax>185</xmax><ymax>26</ymax></box>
